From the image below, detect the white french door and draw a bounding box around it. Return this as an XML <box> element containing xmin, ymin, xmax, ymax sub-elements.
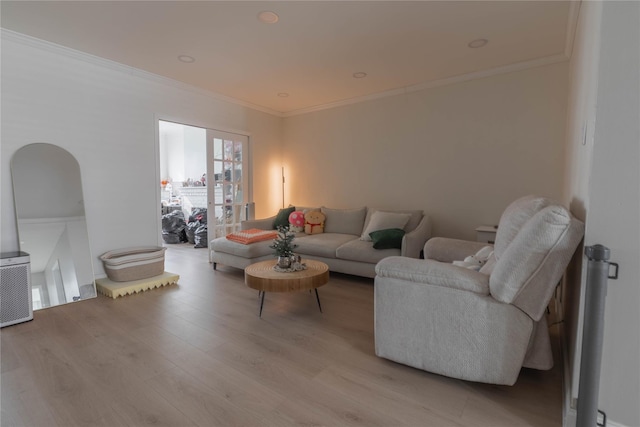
<box><xmin>206</xmin><ymin>130</ymin><xmax>250</xmax><ymax>239</ymax></box>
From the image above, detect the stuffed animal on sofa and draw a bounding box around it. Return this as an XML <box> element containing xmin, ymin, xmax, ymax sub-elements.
<box><xmin>453</xmin><ymin>246</ymin><xmax>494</xmax><ymax>271</ymax></box>
<box><xmin>288</xmin><ymin>210</ymin><xmax>305</xmax><ymax>232</ymax></box>
<box><xmin>304</xmin><ymin>210</ymin><xmax>326</xmax><ymax>235</ymax></box>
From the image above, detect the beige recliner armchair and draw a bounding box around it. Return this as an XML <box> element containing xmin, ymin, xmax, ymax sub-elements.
<box><xmin>374</xmin><ymin>195</ymin><xmax>584</xmax><ymax>385</ymax></box>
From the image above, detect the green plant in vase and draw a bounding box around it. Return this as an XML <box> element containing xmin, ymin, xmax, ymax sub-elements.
<box><xmin>270</xmin><ymin>225</ymin><xmax>298</xmax><ymax>268</ymax></box>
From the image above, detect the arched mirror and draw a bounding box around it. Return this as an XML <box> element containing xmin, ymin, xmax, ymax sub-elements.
<box><xmin>11</xmin><ymin>143</ymin><xmax>96</xmax><ymax>310</ymax></box>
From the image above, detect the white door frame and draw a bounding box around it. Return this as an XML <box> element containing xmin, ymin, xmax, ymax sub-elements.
<box><xmin>154</xmin><ymin>115</ymin><xmax>252</xmax><ymax>248</ymax></box>
<box><xmin>206</xmin><ymin>129</ymin><xmax>251</xmax><ymax>241</ymax></box>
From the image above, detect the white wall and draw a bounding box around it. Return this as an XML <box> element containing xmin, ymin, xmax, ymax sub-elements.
<box><xmin>31</xmin><ymin>272</ymin><xmax>49</xmax><ymax>308</ymax></box>
<box><xmin>1</xmin><ymin>32</ymin><xmax>283</xmax><ymax>276</ymax></box>
<box><xmin>66</xmin><ymin>217</ymin><xmax>95</xmax><ymax>287</ymax></box>
<box><xmin>284</xmin><ymin>63</ymin><xmax>569</xmax><ymax>240</ymax></box>
<box><xmin>162</xmin><ymin>123</ymin><xmax>186</xmax><ymax>183</ymax></box>
<box><xmin>10</xmin><ymin>143</ymin><xmax>85</xmax><ymax>218</ymax></box>
<box><xmin>561</xmin><ymin>1</ymin><xmax>602</xmax><ymax>424</ymax></box>
<box><xmin>46</xmin><ymin>229</ymin><xmax>79</xmax><ymax>303</ymax></box>
<box><xmin>563</xmin><ymin>2</ymin><xmax>640</xmax><ymax>426</ymax></box>
<box><xmin>158</xmin><ymin>121</ymin><xmax>206</xmax><ymax>186</ymax></box>
<box><xmin>583</xmin><ymin>2</ymin><xmax>640</xmax><ymax>425</ymax></box>
<box><xmin>183</xmin><ymin>126</ymin><xmax>206</xmax><ymax>184</ymax></box>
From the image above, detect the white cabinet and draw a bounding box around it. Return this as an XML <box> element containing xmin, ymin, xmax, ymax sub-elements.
<box><xmin>475</xmin><ymin>225</ymin><xmax>498</xmax><ymax>244</ymax></box>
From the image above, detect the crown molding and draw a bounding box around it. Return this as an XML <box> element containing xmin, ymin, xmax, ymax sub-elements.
<box><xmin>283</xmin><ymin>53</ymin><xmax>570</xmax><ymax>118</ymax></box>
<box><xmin>3</xmin><ymin>0</ymin><xmax>580</xmax><ymax>121</ymax></box>
<box><xmin>564</xmin><ymin>1</ymin><xmax>582</xmax><ymax>58</ymax></box>
<box><xmin>282</xmin><ymin>1</ymin><xmax>580</xmax><ymax>117</ymax></box>
<box><xmin>0</xmin><ymin>29</ymin><xmax>284</xmax><ymax>118</ymax></box>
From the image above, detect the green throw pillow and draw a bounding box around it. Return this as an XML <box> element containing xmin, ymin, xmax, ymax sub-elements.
<box><xmin>369</xmin><ymin>228</ymin><xmax>405</xmax><ymax>249</ymax></box>
<box><xmin>273</xmin><ymin>206</ymin><xmax>296</xmax><ymax>229</ymax></box>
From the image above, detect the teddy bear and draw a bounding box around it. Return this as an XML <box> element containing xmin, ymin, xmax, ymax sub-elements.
<box><xmin>288</xmin><ymin>210</ymin><xmax>305</xmax><ymax>232</ymax></box>
<box><xmin>452</xmin><ymin>246</ymin><xmax>494</xmax><ymax>271</ymax></box>
<box><xmin>304</xmin><ymin>210</ymin><xmax>326</xmax><ymax>235</ymax></box>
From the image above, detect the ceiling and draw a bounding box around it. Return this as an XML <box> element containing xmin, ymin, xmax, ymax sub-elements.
<box><xmin>1</xmin><ymin>1</ymin><xmax>576</xmax><ymax>115</ymax></box>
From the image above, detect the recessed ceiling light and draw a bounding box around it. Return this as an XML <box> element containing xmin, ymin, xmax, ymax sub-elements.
<box><xmin>178</xmin><ymin>55</ymin><xmax>195</xmax><ymax>63</ymax></box>
<box><xmin>353</xmin><ymin>72</ymin><xmax>367</xmax><ymax>79</ymax></box>
<box><xmin>468</xmin><ymin>39</ymin><xmax>488</xmax><ymax>49</ymax></box>
<box><xmin>258</xmin><ymin>11</ymin><xmax>279</xmax><ymax>24</ymax></box>
<box><xmin>277</xmin><ymin>92</ymin><xmax>289</xmax><ymax>98</ymax></box>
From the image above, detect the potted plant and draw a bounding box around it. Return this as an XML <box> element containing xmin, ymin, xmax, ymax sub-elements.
<box><xmin>270</xmin><ymin>225</ymin><xmax>298</xmax><ymax>268</ymax></box>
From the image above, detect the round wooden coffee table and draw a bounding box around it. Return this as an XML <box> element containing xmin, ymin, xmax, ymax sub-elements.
<box><xmin>244</xmin><ymin>259</ymin><xmax>329</xmax><ymax>317</ymax></box>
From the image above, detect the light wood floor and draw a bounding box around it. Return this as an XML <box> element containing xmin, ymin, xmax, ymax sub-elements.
<box><xmin>1</xmin><ymin>244</ymin><xmax>562</xmax><ymax>426</ymax></box>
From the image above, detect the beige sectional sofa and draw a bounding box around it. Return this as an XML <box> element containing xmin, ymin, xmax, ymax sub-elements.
<box><xmin>210</xmin><ymin>206</ymin><xmax>431</xmax><ymax>278</ymax></box>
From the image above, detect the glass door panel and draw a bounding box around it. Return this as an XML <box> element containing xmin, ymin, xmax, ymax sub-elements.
<box><xmin>207</xmin><ymin>130</ymin><xmax>250</xmax><ymax>240</ymax></box>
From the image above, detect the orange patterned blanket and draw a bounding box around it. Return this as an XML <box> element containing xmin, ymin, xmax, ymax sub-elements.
<box><xmin>226</xmin><ymin>228</ymin><xmax>278</xmax><ymax>245</ymax></box>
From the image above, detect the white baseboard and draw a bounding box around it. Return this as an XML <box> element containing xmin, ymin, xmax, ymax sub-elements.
<box><xmin>560</xmin><ymin>320</ymin><xmax>576</xmax><ymax>427</ymax></box>
<box><xmin>564</xmin><ymin>406</ymin><xmax>577</xmax><ymax>427</ymax></box>
<box><xmin>564</xmin><ymin>406</ymin><xmax>628</xmax><ymax>427</ymax></box>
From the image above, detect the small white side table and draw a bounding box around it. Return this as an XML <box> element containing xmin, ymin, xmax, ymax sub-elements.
<box><xmin>475</xmin><ymin>225</ymin><xmax>498</xmax><ymax>244</ymax></box>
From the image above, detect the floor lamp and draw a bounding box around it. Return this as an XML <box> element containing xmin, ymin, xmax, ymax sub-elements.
<box><xmin>281</xmin><ymin>166</ymin><xmax>285</xmax><ymax>209</ymax></box>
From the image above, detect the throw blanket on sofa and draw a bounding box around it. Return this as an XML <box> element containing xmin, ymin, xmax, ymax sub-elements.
<box><xmin>226</xmin><ymin>228</ymin><xmax>278</xmax><ymax>245</ymax></box>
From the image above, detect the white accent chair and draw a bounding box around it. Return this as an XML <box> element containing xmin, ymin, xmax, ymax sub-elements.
<box><xmin>374</xmin><ymin>195</ymin><xmax>585</xmax><ymax>385</ymax></box>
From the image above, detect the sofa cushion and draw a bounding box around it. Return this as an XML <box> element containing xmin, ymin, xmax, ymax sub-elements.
<box><xmin>273</xmin><ymin>206</ymin><xmax>296</xmax><ymax>228</ymax></box>
<box><xmin>211</xmin><ymin>237</ymin><xmax>274</xmax><ymax>258</ymax></box>
<box><xmin>369</xmin><ymin>228</ymin><xmax>406</xmax><ymax>249</ymax></box>
<box><xmin>360</xmin><ymin>211</ymin><xmax>411</xmax><ymax>241</ymax></box>
<box><xmin>490</xmin><ymin>205</ymin><xmax>584</xmax><ymax>320</ymax></box>
<box><xmin>295</xmin><ymin>233</ymin><xmax>358</xmax><ymax>258</ymax></box>
<box><xmin>336</xmin><ymin>239</ymin><xmax>400</xmax><ymax>263</ymax></box>
<box><xmin>375</xmin><ymin>257</ymin><xmax>490</xmax><ymax>295</ymax></box>
<box><xmin>321</xmin><ymin>206</ymin><xmax>367</xmax><ymax>235</ymax></box>
<box><xmin>298</xmin><ymin>206</ymin><xmax>320</xmax><ymax>213</ymax></box>
<box><xmin>494</xmin><ymin>195</ymin><xmax>552</xmax><ymax>259</ymax></box>
<box><xmin>363</xmin><ymin>208</ymin><xmax>423</xmax><ymax>234</ymax></box>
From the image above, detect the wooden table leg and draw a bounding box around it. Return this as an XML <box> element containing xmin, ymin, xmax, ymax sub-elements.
<box><xmin>259</xmin><ymin>291</ymin><xmax>266</xmax><ymax>317</ymax></box>
<box><xmin>314</xmin><ymin>289</ymin><xmax>322</xmax><ymax>313</ymax></box>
